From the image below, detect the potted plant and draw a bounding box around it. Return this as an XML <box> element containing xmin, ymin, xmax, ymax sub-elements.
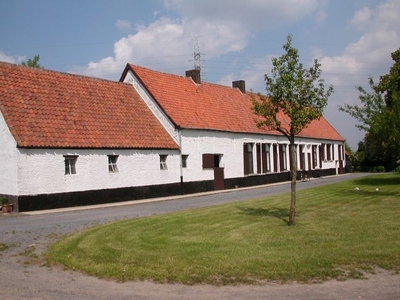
<box><xmin>1</xmin><ymin>197</ymin><xmax>13</xmax><ymax>213</ymax></box>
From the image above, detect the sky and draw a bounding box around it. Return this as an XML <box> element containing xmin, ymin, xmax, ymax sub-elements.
<box><xmin>1</xmin><ymin>0</ymin><xmax>399</xmax><ymax>151</ymax></box>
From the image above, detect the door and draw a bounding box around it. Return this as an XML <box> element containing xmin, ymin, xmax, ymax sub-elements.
<box><xmin>214</xmin><ymin>167</ymin><xmax>225</xmax><ymax>190</ymax></box>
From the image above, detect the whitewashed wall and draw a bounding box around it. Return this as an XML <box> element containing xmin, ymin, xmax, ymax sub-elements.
<box><xmin>16</xmin><ymin>148</ymin><xmax>180</xmax><ymax>195</ymax></box>
<box><xmin>0</xmin><ymin>113</ymin><xmax>19</xmax><ymax>195</ymax></box>
<box><xmin>180</xmin><ymin>129</ymin><xmax>345</xmax><ymax>182</ymax></box>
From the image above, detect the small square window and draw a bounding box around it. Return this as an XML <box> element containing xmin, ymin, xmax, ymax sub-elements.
<box><xmin>108</xmin><ymin>155</ymin><xmax>119</xmax><ymax>173</ymax></box>
<box><xmin>64</xmin><ymin>156</ymin><xmax>77</xmax><ymax>175</ymax></box>
<box><xmin>182</xmin><ymin>155</ymin><xmax>188</xmax><ymax>168</ymax></box>
<box><xmin>160</xmin><ymin>154</ymin><xmax>168</xmax><ymax>170</ymax></box>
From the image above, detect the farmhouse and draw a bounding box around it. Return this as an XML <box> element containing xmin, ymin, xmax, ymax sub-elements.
<box><xmin>121</xmin><ymin>65</ymin><xmax>346</xmax><ymax>191</ymax></box>
<box><xmin>0</xmin><ymin>62</ymin><xmax>345</xmax><ymax>212</ymax></box>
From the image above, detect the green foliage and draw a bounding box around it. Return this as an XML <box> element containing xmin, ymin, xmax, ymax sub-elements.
<box><xmin>339</xmin><ymin>49</ymin><xmax>400</xmax><ymax>171</ymax></box>
<box><xmin>394</xmin><ymin>166</ymin><xmax>400</xmax><ymax>174</ymax></box>
<box><xmin>48</xmin><ymin>174</ymin><xmax>400</xmax><ymax>285</ymax></box>
<box><xmin>370</xmin><ymin>166</ymin><xmax>386</xmax><ymax>173</ymax></box>
<box><xmin>21</xmin><ymin>54</ymin><xmax>42</xmax><ymax>68</ymax></box>
<box><xmin>252</xmin><ymin>34</ymin><xmax>333</xmax><ymax>138</ymax></box>
<box><xmin>1</xmin><ymin>197</ymin><xmax>9</xmax><ymax>206</ymax></box>
<box><xmin>0</xmin><ymin>243</ymin><xmax>9</xmax><ymax>252</ymax></box>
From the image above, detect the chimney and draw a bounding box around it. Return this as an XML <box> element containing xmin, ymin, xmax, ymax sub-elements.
<box><xmin>186</xmin><ymin>69</ymin><xmax>201</xmax><ymax>84</ymax></box>
<box><xmin>232</xmin><ymin>80</ymin><xmax>246</xmax><ymax>93</ymax></box>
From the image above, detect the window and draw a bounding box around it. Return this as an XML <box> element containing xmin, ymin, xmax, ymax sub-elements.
<box><xmin>202</xmin><ymin>154</ymin><xmax>221</xmax><ymax>169</ymax></box>
<box><xmin>243</xmin><ymin>143</ymin><xmax>254</xmax><ymax>175</ymax></box>
<box><xmin>182</xmin><ymin>155</ymin><xmax>188</xmax><ymax>168</ymax></box>
<box><xmin>299</xmin><ymin>145</ymin><xmax>305</xmax><ymax>170</ymax></box>
<box><xmin>279</xmin><ymin>144</ymin><xmax>287</xmax><ymax>171</ymax></box>
<box><xmin>108</xmin><ymin>155</ymin><xmax>119</xmax><ymax>173</ymax></box>
<box><xmin>64</xmin><ymin>156</ymin><xmax>77</xmax><ymax>175</ymax></box>
<box><xmin>321</xmin><ymin>143</ymin><xmax>326</xmax><ymax>161</ymax></box>
<box><xmin>327</xmin><ymin>144</ymin><xmax>332</xmax><ymax>161</ymax></box>
<box><xmin>160</xmin><ymin>154</ymin><xmax>168</xmax><ymax>170</ymax></box>
<box><xmin>312</xmin><ymin>145</ymin><xmax>318</xmax><ymax>168</ymax></box>
<box><xmin>263</xmin><ymin>143</ymin><xmax>271</xmax><ymax>172</ymax></box>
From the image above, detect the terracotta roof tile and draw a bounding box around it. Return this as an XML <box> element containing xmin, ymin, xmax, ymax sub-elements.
<box><xmin>0</xmin><ymin>62</ymin><xmax>178</xmax><ymax>149</ymax></box>
<box><xmin>128</xmin><ymin>64</ymin><xmax>344</xmax><ymax>141</ymax></box>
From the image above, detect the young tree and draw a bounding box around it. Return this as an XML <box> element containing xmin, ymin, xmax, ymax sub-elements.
<box><xmin>21</xmin><ymin>54</ymin><xmax>42</xmax><ymax>68</ymax></box>
<box><xmin>252</xmin><ymin>34</ymin><xmax>333</xmax><ymax>226</ymax></box>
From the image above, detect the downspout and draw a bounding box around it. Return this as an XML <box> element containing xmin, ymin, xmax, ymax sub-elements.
<box><xmin>178</xmin><ymin>127</ymin><xmax>184</xmax><ymax>195</ymax></box>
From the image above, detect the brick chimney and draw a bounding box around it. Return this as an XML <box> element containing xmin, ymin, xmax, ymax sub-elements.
<box><xmin>232</xmin><ymin>80</ymin><xmax>246</xmax><ymax>93</ymax></box>
<box><xmin>186</xmin><ymin>69</ymin><xmax>201</xmax><ymax>84</ymax></box>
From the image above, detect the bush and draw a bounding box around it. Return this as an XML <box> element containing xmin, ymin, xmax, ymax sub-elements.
<box><xmin>394</xmin><ymin>166</ymin><xmax>400</xmax><ymax>174</ymax></box>
<box><xmin>370</xmin><ymin>166</ymin><xmax>386</xmax><ymax>173</ymax></box>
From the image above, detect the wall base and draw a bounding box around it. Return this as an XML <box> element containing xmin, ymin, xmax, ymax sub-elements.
<box><xmin>12</xmin><ymin>168</ymin><xmax>337</xmax><ymax>212</ymax></box>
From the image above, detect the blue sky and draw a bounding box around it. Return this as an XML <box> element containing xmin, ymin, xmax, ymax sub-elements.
<box><xmin>1</xmin><ymin>0</ymin><xmax>399</xmax><ymax>150</ymax></box>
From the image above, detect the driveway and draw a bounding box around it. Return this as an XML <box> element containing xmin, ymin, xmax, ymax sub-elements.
<box><xmin>1</xmin><ymin>173</ymin><xmax>399</xmax><ymax>300</ymax></box>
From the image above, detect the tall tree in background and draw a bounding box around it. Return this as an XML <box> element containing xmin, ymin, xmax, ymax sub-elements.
<box><xmin>339</xmin><ymin>49</ymin><xmax>400</xmax><ymax>171</ymax></box>
<box><xmin>21</xmin><ymin>54</ymin><xmax>42</xmax><ymax>68</ymax></box>
<box><xmin>252</xmin><ymin>34</ymin><xmax>333</xmax><ymax>226</ymax></box>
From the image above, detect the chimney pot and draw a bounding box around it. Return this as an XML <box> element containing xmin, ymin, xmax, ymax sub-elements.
<box><xmin>232</xmin><ymin>80</ymin><xmax>246</xmax><ymax>93</ymax></box>
<box><xmin>186</xmin><ymin>69</ymin><xmax>201</xmax><ymax>84</ymax></box>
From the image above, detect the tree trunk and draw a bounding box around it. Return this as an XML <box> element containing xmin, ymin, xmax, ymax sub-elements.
<box><xmin>288</xmin><ymin>139</ymin><xmax>297</xmax><ymax>226</ymax></box>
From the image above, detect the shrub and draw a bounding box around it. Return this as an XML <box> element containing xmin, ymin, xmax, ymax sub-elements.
<box><xmin>370</xmin><ymin>166</ymin><xmax>386</xmax><ymax>173</ymax></box>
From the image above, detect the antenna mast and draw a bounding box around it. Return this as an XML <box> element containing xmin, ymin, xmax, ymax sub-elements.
<box><xmin>193</xmin><ymin>36</ymin><xmax>201</xmax><ymax>71</ymax></box>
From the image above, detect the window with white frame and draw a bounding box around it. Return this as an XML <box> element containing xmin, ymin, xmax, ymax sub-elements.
<box><xmin>327</xmin><ymin>144</ymin><xmax>332</xmax><ymax>161</ymax></box>
<box><xmin>264</xmin><ymin>143</ymin><xmax>271</xmax><ymax>172</ymax></box>
<box><xmin>160</xmin><ymin>154</ymin><xmax>168</xmax><ymax>170</ymax></box>
<box><xmin>281</xmin><ymin>144</ymin><xmax>287</xmax><ymax>171</ymax></box>
<box><xmin>243</xmin><ymin>143</ymin><xmax>254</xmax><ymax>175</ymax></box>
<box><xmin>312</xmin><ymin>145</ymin><xmax>318</xmax><ymax>168</ymax></box>
<box><xmin>64</xmin><ymin>156</ymin><xmax>77</xmax><ymax>175</ymax></box>
<box><xmin>108</xmin><ymin>155</ymin><xmax>119</xmax><ymax>173</ymax></box>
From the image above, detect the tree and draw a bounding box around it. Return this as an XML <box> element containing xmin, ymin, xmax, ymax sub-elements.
<box><xmin>252</xmin><ymin>34</ymin><xmax>333</xmax><ymax>226</ymax></box>
<box><xmin>339</xmin><ymin>49</ymin><xmax>400</xmax><ymax>171</ymax></box>
<box><xmin>21</xmin><ymin>54</ymin><xmax>42</xmax><ymax>68</ymax></box>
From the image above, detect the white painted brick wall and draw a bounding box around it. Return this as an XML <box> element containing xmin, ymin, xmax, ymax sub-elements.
<box><xmin>16</xmin><ymin>148</ymin><xmax>180</xmax><ymax>195</ymax></box>
<box><xmin>0</xmin><ymin>113</ymin><xmax>18</xmax><ymax>195</ymax></box>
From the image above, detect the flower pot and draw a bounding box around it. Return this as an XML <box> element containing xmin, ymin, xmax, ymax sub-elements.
<box><xmin>2</xmin><ymin>204</ymin><xmax>13</xmax><ymax>213</ymax></box>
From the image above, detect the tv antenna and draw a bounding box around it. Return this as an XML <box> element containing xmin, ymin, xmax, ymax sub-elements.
<box><xmin>193</xmin><ymin>36</ymin><xmax>201</xmax><ymax>71</ymax></box>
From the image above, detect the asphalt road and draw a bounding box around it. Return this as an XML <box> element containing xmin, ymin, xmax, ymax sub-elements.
<box><xmin>1</xmin><ymin>172</ymin><xmax>399</xmax><ymax>300</ymax></box>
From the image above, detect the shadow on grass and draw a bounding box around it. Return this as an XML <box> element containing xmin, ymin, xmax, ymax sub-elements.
<box><xmin>237</xmin><ymin>206</ymin><xmax>290</xmax><ymax>225</ymax></box>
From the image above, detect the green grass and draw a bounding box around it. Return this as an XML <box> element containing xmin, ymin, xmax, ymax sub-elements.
<box><xmin>0</xmin><ymin>243</ymin><xmax>9</xmax><ymax>252</ymax></box>
<box><xmin>47</xmin><ymin>174</ymin><xmax>400</xmax><ymax>285</ymax></box>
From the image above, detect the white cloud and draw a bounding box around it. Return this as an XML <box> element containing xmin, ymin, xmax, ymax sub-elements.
<box><xmin>0</xmin><ymin>51</ymin><xmax>25</xmax><ymax>64</ymax></box>
<box><xmin>315</xmin><ymin>0</ymin><xmax>400</xmax><ymax>149</ymax></box>
<box><xmin>320</xmin><ymin>0</ymin><xmax>399</xmax><ymax>95</ymax></box>
<box><xmin>78</xmin><ymin>15</ymin><xmax>250</xmax><ymax>78</ymax></box>
<box><xmin>78</xmin><ymin>0</ymin><xmax>326</xmax><ymax>79</ymax></box>
<box><xmin>115</xmin><ymin>19</ymin><xmax>133</xmax><ymax>31</ymax></box>
<box><xmin>351</xmin><ymin>7</ymin><xmax>373</xmax><ymax>26</ymax></box>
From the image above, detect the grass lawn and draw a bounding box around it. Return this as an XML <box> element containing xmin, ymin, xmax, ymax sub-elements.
<box><xmin>47</xmin><ymin>174</ymin><xmax>400</xmax><ymax>285</ymax></box>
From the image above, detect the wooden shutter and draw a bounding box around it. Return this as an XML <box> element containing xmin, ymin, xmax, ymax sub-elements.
<box><xmin>243</xmin><ymin>144</ymin><xmax>249</xmax><ymax>175</ymax></box>
<box><xmin>202</xmin><ymin>154</ymin><xmax>214</xmax><ymax>169</ymax></box>
<box><xmin>256</xmin><ymin>143</ymin><xmax>261</xmax><ymax>174</ymax></box>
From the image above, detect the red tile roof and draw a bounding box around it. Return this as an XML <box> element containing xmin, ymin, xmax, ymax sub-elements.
<box><xmin>125</xmin><ymin>64</ymin><xmax>344</xmax><ymax>141</ymax></box>
<box><xmin>0</xmin><ymin>62</ymin><xmax>178</xmax><ymax>149</ymax></box>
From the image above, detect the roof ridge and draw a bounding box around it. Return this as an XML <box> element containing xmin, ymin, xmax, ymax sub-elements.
<box><xmin>0</xmin><ymin>61</ymin><xmax>129</xmax><ymax>86</ymax></box>
<box><xmin>129</xmin><ymin>63</ymin><xmax>248</xmax><ymax>92</ymax></box>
